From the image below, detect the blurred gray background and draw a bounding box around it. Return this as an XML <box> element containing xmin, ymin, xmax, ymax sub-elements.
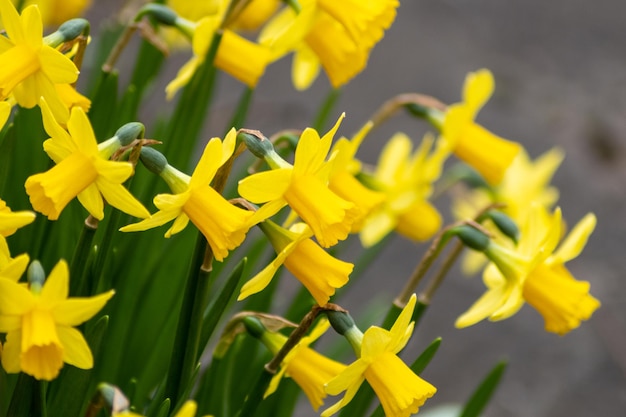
<box><xmin>87</xmin><ymin>1</ymin><xmax>626</xmax><ymax>416</ymax></box>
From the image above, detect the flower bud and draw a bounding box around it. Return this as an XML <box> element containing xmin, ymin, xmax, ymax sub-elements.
<box><xmin>453</xmin><ymin>224</ymin><xmax>490</xmax><ymax>251</ymax></box>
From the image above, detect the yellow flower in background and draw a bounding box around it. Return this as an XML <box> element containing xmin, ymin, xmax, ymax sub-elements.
<box><xmin>239</xmin><ymin>221</ymin><xmax>352</xmax><ymax>305</ymax></box>
<box><xmin>238</xmin><ymin>115</ymin><xmax>358</xmax><ymax>248</ymax></box>
<box><xmin>456</xmin><ymin>206</ymin><xmax>600</xmax><ymax>335</ymax></box>
<box><xmin>442</xmin><ymin>69</ymin><xmax>521</xmax><ymax>185</ymax></box>
<box><xmin>262</xmin><ymin>318</ymin><xmax>347</xmax><ymax>411</ymax></box>
<box><xmin>166</xmin><ymin>17</ymin><xmax>272</xmax><ymax>99</ymax></box>
<box><xmin>359</xmin><ymin>132</ymin><xmax>449</xmax><ymax>247</ymax></box>
<box><xmin>231</xmin><ymin>0</ymin><xmax>281</xmax><ymax>31</ymax></box>
<box><xmin>452</xmin><ymin>147</ymin><xmax>564</xmax><ymax>275</ymax></box>
<box><xmin>260</xmin><ymin>0</ymin><xmax>399</xmax><ymax>90</ymax></box>
<box><xmin>15</xmin><ymin>0</ymin><xmax>92</xmax><ymax>27</ymax></box>
<box><xmin>25</xmin><ymin>100</ymin><xmax>150</xmax><ymax>221</ymax></box>
<box><xmin>0</xmin><ymin>260</ymin><xmax>114</xmax><ymax>380</ymax></box>
<box><xmin>322</xmin><ymin>295</ymin><xmax>436</xmax><ymax>417</ymax></box>
<box><xmin>328</xmin><ymin>122</ymin><xmax>385</xmax><ymax>232</ymax></box>
<box><xmin>120</xmin><ymin>129</ymin><xmax>254</xmax><ymax>262</ymax></box>
<box><xmin>0</xmin><ymin>0</ymin><xmax>79</xmax><ymax>121</ymax></box>
<box><xmin>0</xmin><ymin>198</ymin><xmax>36</xmax><ymax>237</ymax></box>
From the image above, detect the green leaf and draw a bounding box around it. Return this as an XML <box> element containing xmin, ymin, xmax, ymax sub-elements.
<box><xmin>412</xmin><ymin>337</ymin><xmax>442</xmax><ymax>375</ymax></box>
<box><xmin>459</xmin><ymin>360</ymin><xmax>508</xmax><ymax>417</ymax></box>
<box><xmin>152</xmin><ymin>398</ymin><xmax>170</xmax><ymax>417</ymax></box>
<box><xmin>46</xmin><ymin>316</ymin><xmax>110</xmax><ymax>417</ymax></box>
<box><xmin>200</xmin><ymin>257</ymin><xmax>248</xmax><ymax>350</ymax></box>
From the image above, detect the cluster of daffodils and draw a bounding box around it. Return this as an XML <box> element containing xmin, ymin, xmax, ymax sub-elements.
<box><xmin>0</xmin><ymin>1</ymin><xmax>600</xmax><ymax>417</ymax></box>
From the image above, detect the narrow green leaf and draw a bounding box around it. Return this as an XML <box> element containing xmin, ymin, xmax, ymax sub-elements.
<box><xmin>46</xmin><ymin>316</ymin><xmax>109</xmax><ymax>417</ymax></box>
<box><xmin>153</xmin><ymin>398</ymin><xmax>170</xmax><ymax>417</ymax></box>
<box><xmin>412</xmin><ymin>337</ymin><xmax>442</xmax><ymax>375</ymax></box>
<box><xmin>200</xmin><ymin>257</ymin><xmax>247</xmax><ymax>350</ymax></box>
<box><xmin>459</xmin><ymin>360</ymin><xmax>508</xmax><ymax>417</ymax></box>
<box><xmin>88</xmin><ymin>70</ymin><xmax>119</xmax><ymax>139</ymax></box>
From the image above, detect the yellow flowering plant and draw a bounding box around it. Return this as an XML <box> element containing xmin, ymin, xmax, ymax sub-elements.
<box><xmin>0</xmin><ymin>1</ymin><xmax>604</xmax><ymax>417</ymax></box>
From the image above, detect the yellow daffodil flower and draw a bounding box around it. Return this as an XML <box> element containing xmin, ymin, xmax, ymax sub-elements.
<box><xmin>442</xmin><ymin>69</ymin><xmax>521</xmax><ymax>185</ymax></box>
<box><xmin>0</xmin><ymin>259</ymin><xmax>114</xmax><ymax>380</ymax></box>
<box><xmin>261</xmin><ymin>318</ymin><xmax>347</xmax><ymax>411</ymax></box>
<box><xmin>260</xmin><ymin>0</ymin><xmax>398</xmax><ymax>90</ymax></box>
<box><xmin>238</xmin><ymin>115</ymin><xmax>358</xmax><ymax>248</ymax></box>
<box><xmin>14</xmin><ymin>0</ymin><xmax>91</xmax><ymax>27</ymax></box>
<box><xmin>239</xmin><ymin>221</ymin><xmax>352</xmax><ymax>305</ymax></box>
<box><xmin>166</xmin><ymin>17</ymin><xmax>272</xmax><ymax>99</ymax></box>
<box><xmin>120</xmin><ymin>129</ymin><xmax>254</xmax><ymax>262</ymax></box>
<box><xmin>0</xmin><ymin>198</ymin><xmax>36</xmax><ymax>236</ymax></box>
<box><xmin>322</xmin><ymin>295</ymin><xmax>436</xmax><ymax>417</ymax></box>
<box><xmin>0</xmin><ymin>0</ymin><xmax>79</xmax><ymax>121</ymax></box>
<box><xmin>328</xmin><ymin>122</ymin><xmax>385</xmax><ymax>232</ymax></box>
<box><xmin>456</xmin><ymin>205</ymin><xmax>600</xmax><ymax>335</ymax></box>
<box><xmin>24</xmin><ymin>100</ymin><xmax>150</xmax><ymax>221</ymax></box>
<box><xmin>359</xmin><ymin>132</ymin><xmax>449</xmax><ymax>247</ymax></box>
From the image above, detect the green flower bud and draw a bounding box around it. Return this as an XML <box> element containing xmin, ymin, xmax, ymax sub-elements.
<box><xmin>27</xmin><ymin>260</ymin><xmax>45</xmax><ymax>293</ymax></box>
<box><xmin>453</xmin><ymin>224</ymin><xmax>491</xmax><ymax>252</ymax></box>
<box><xmin>486</xmin><ymin>210</ymin><xmax>519</xmax><ymax>244</ymax></box>
<box><xmin>135</xmin><ymin>4</ymin><xmax>178</xmax><ymax>26</ymax></box>
<box><xmin>114</xmin><ymin>122</ymin><xmax>145</xmax><ymax>146</ymax></box>
<box><xmin>139</xmin><ymin>147</ymin><xmax>168</xmax><ymax>175</ymax></box>
<box><xmin>243</xmin><ymin>316</ymin><xmax>266</xmax><ymax>339</ymax></box>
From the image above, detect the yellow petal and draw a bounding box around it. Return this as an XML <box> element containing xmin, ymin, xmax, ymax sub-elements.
<box><xmin>0</xmin><ymin>278</ymin><xmax>35</xmax><ymax>315</ymax></box>
<box><xmin>77</xmin><ymin>183</ymin><xmax>104</xmax><ymax>220</ymax></box>
<box><xmin>57</xmin><ymin>325</ymin><xmax>93</xmax><ymax>369</ymax></box>
<box><xmin>215</xmin><ymin>30</ymin><xmax>271</xmax><ymax>87</ymax></box>
<box><xmin>67</xmin><ymin>106</ymin><xmax>97</xmax><ymax>154</ymax></box>
<box><xmin>551</xmin><ymin>213</ymin><xmax>596</xmax><ymax>265</ymax></box>
<box><xmin>238</xmin><ymin>255</ymin><xmax>283</xmax><ymax>300</ymax></box>
<box><xmin>39</xmin><ymin>45</ymin><xmax>79</xmax><ymax>85</ymax></box>
<box><xmin>0</xmin><ymin>0</ymin><xmax>25</xmax><ymax>43</ymax></box>
<box><xmin>1</xmin><ymin>329</ymin><xmax>23</xmax><ymax>374</ymax></box>
<box><xmin>96</xmin><ymin>179</ymin><xmax>150</xmax><ymax>219</ymax></box>
<box><xmin>324</xmin><ymin>360</ymin><xmax>368</xmax><ymax>396</ymax></box>
<box><xmin>462</xmin><ymin>68</ymin><xmax>494</xmax><ymax>115</ymax></box>
<box><xmin>20</xmin><ymin>4</ymin><xmax>43</xmax><ymax>49</ymax></box>
<box><xmin>238</xmin><ymin>168</ymin><xmax>292</xmax><ymax>203</ymax></box>
<box><xmin>190</xmin><ymin>137</ymin><xmax>223</xmax><ymax>187</ymax></box>
<box><xmin>53</xmin><ymin>290</ymin><xmax>114</xmax><ymax>327</ymax></box>
<box><xmin>375</xmin><ymin>133</ymin><xmax>412</xmax><ymax>185</ymax></box>
<box><xmin>39</xmin><ymin>97</ymin><xmax>75</xmax><ymax>154</ymax></box>
<box><xmin>119</xmin><ymin>209</ymin><xmax>180</xmax><ymax>233</ymax></box>
<box><xmin>39</xmin><ymin>259</ymin><xmax>69</xmax><ymax>309</ymax></box>
<box><xmin>292</xmin><ymin>44</ymin><xmax>321</xmax><ymax>91</ymax></box>
<box><xmin>455</xmin><ymin>283</ymin><xmax>509</xmax><ymax>328</ymax></box>
<box><xmin>174</xmin><ymin>400</ymin><xmax>198</xmax><ymax>417</ymax></box>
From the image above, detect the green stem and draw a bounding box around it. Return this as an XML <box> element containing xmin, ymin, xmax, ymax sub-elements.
<box><xmin>418</xmin><ymin>240</ymin><xmax>464</xmax><ymax>307</ymax></box>
<box><xmin>312</xmin><ymin>88</ymin><xmax>341</xmax><ymax>132</ymax></box>
<box><xmin>164</xmin><ymin>233</ymin><xmax>212</xmax><ymax>406</ymax></box>
<box><xmin>69</xmin><ymin>216</ymin><xmax>98</xmax><ymax>296</ymax></box>
<box><xmin>164</xmin><ymin>31</ymin><xmax>223</xmax><ymax>168</ymax></box>
<box><xmin>93</xmin><ymin>207</ymin><xmax>121</xmax><ymax>294</ymax></box>
<box><xmin>394</xmin><ymin>227</ymin><xmax>456</xmax><ymax>307</ymax></box>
